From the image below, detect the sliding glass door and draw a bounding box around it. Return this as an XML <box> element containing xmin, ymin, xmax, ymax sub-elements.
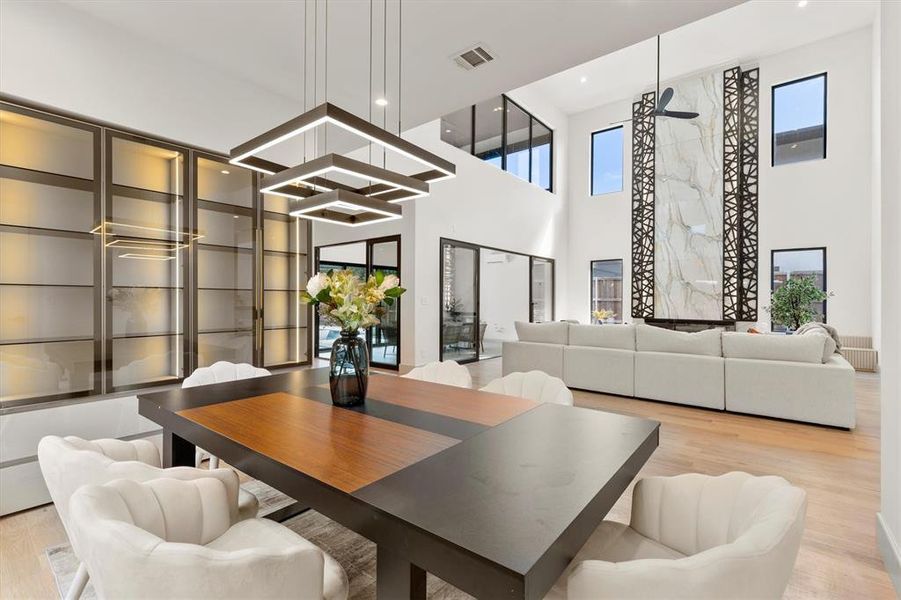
<box><xmin>440</xmin><ymin>239</ymin><xmax>554</xmax><ymax>364</ymax></box>
<box><xmin>440</xmin><ymin>240</ymin><xmax>480</xmax><ymax>363</ymax></box>
<box><xmin>314</xmin><ymin>236</ymin><xmax>401</xmax><ymax>369</ymax></box>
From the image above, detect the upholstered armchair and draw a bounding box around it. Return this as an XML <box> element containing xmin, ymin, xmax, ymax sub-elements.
<box><xmin>547</xmin><ymin>472</ymin><xmax>807</xmax><ymax>600</ymax></box>
<box><xmin>68</xmin><ymin>477</ymin><xmax>348</xmax><ymax>600</ymax></box>
<box><xmin>182</xmin><ymin>361</ymin><xmax>271</xmax><ymax>468</ymax></box>
<box><xmin>37</xmin><ymin>436</ymin><xmax>259</xmax><ymax>599</ymax></box>
<box><xmin>403</xmin><ymin>360</ymin><xmax>473</xmax><ymax>388</ymax></box>
<box><xmin>481</xmin><ymin>370</ymin><xmax>574</xmax><ymax>405</ymax></box>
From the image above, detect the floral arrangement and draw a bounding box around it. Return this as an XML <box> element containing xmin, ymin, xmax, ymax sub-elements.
<box><xmin>300</xmin><ymin>269</ymin><xmax>405</xmax><ymax>332</ymax></box>
<box><xmin>592</xmin><ymin>309</ymin><xmax>617</xmax><ymax>322</ymax></box>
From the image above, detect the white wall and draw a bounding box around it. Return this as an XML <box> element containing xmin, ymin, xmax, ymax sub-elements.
<box><xmin>564</xmin><ymin>28</ymin><xmax>877</xmax><ymax>338</ymax></box>
<box><xmin>479</xmin><ymin>252</ymin><xmax>530</xmax><ymax>342</ymax></box>
<box><xmin>878</xmin><ymin>0</ymin><xmax>901</xmax><ymax>592</ymax></box>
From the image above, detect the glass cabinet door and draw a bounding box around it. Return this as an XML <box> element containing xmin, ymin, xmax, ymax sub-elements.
<box><xmin>105</xmin><ymin>133</ymin><xmax>188</xmax><ymax>391</ymax></box>
<box><xmin>194</xmin><ymin>155</ymin><xmax>255</xmax><ymax>367</ymax></box>
<box><xmin>261</xmin><ymin>194</ymin><xmax>309</xmax><ymax>367</ymax></box>
<box><xmin>0</xmin><ymin>104</ymin><xmax>101</xmax><ymax>406</ymax></box>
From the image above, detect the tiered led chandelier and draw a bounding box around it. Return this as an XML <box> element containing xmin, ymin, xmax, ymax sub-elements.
<box><xmin>229</xmin><ymin>0</ymin><xmax>454</xmax><ymax>227</ymax></box>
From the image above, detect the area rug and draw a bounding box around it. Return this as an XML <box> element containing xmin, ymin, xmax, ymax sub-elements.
<box><xmin>46</xmin><ymin>479</ymin><xmax>471</xmax><ymax>599</ymax></box>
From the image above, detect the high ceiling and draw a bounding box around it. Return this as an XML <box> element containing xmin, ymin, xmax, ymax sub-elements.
<box><xmin>2</xmin><ymin>0</ymin><xmax>742</xmax><ymax>154</ymax></box>
<box><xmin>518</xmin><ymin>0</ymin><xmax>879</xmax><ymax>115</ymax></box>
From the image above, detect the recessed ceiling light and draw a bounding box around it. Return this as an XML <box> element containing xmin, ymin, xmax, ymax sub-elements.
<box><xmin>375</xmin><ymin>98</ymin><xmax>388</xmax><ymax>106</ymax></box>
<box><xmin>797</xmin><ymin>0</ymin><xmax>808</xmax><ymax>6</ymax></box>
<box><xmin>233</xmin><ymin>215</ymin><xmax>240</xmax><ymax>219</ymax></box>
<box><xmin>220</xmin><ymin>169</ymin><xmax>230</xmax><ymax>175</ymax></box>
<box><xmin>445</xmin><ymin>129</ymin><xmax>452</xmax><ymax>133</ymax></box>
<box><xmin>580</xmin><ymin>76</ymin><xmax>588</xmax><ymax>84</ymax></box>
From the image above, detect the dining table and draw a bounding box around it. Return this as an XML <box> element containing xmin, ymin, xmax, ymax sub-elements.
<box><xmin>138</xmin><ymin>367</ymin><xmax>659</xmax><ymax>600</ymax></box>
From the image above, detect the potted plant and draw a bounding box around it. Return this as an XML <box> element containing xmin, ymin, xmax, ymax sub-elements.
<box><xmin>301</xmin><ymin>269</ymin><xmax>405</xmax><ymax>406</ymax></box>
<box><xmin>765</xmin><ymin>276</ymin><xmax>832</xmax><ymax>332</ymax></box>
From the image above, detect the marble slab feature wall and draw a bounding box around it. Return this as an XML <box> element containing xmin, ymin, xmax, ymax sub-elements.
<box><xmin>654</xmin><ymin>72</ymin><xmax>724</xmax><ymax>320</ymax></box>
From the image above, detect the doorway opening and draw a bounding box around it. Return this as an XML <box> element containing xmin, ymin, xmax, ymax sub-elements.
<box><xmin>439</xmin><ymin>238</ymin><xmax>554</xmax><ymax>364</ymax></box>
<box><xmin>314</xmin><ymin>235</ymin><xmax>401</xmax><ymax>370</ymax></box>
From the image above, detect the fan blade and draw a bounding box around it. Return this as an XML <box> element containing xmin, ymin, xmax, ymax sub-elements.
<box><xmin>656</xmin><ymin>87</ymin><xmax>674</xmax><ymax>112</ymax></box>
<box><xmin>659</xmin><ymin>110</ymin><xmax>699</xmax><ymax>120</ymax></box>
<box><xmin>609</xmin><ymin>118</ymin><xmax>633</xmax><ymax>125</ymax></box>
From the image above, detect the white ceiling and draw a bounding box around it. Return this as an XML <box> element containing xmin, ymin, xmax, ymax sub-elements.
<box><xmin>48</xmin><ymin>0</ymin><xmax>743</xmax><ymax>150</ymax></box>
<box><xmin>519</xmin><ymin>0</ymin><xmax>879</xmax><ymax>115</ymax></box>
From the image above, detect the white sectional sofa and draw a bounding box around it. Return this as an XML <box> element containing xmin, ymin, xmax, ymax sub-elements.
<box><xmin>504</xmin><ymin>322</ymin><xmax>856</xmax><ymax>428</ymax></box>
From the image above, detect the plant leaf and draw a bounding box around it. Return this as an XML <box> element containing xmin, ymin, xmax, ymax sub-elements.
<box><xmin>375</xmin><ymin>270</ymin><xmax>385</xmax><ymax>286</ymax></box>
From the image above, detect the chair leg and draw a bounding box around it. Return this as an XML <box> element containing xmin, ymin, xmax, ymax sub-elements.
<box><xmin>195</xmin><ymin>448</ymin><xmax>203</xmax><ymax>468</ymax></box>
<box><xmin>209</xmin><ymin>455</ymin><xmax>220</xmax><ymax>470</ymax></box>
<box><xmin>65</xmin><ymin>562</ymin><xmax>89</xmax><ymax>600</ymax></box>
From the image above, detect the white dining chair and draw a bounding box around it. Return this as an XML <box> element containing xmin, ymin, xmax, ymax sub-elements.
<box><xmin>545</xmin><ymin>472</ymin><xmax>807</xmax><ymax>600</ymax></box>
<box><xmin>481</xmin><ymin>370</ymin><xmax>573</xmax><ymax>405</ymax></box>
<box><xmin>68</xmin><ymin>477</ymin><xmax>348</xmax><ymax>600</ymax></box>
<box><xmin>37</xmin><ymin>435</ymin><xmax>259</xmax><ymax>600</ymax></box>
<box><xmin>183</xmin><ymin>361</ymin><xmax>271</xmax><ymax>469</ymax></box>
<box><xmin>402</xmin><ymin>360</ymin><xmax>473</xmax><ymax>388</ymax></box>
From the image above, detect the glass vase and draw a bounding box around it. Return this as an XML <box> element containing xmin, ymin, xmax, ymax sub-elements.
<box><xmin>329</xmin><ymin>329</ymin><xmax>369</xmax><ymax>407</ymax></box>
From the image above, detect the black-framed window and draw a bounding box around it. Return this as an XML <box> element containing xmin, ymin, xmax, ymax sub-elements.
<box><xmin>440</xmin><ymin>95</ymin><xmax>553</xmax><ymax>192</ymax></box>
<box><xmin>772</xmin><ymin>73</ymin><xmax>827</xmax><ymax>166</ymax></box>
<box><xmin>770</xmin><ymin>247</ymin><xmax>827</xmax><ymax>332</ymax></box>
<box><xmin>590</xmin><ymin>259</ymin><xmax>623</xmax><ymax>324</ymax></box>
<box><xmin>591</xmin><ymin>126</ymin><xmax>624</xmax><ymax>195</ymax></box>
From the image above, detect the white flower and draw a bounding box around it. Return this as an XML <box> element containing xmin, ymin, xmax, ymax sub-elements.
<box><xmin>379</xmin><ymin>274</ymin><xmax>400</xmax><ymax>291</ymax></box>
<box><xmin>306</xmin><ymin>273</ymin><xmax>330</xmax><ymax>298</ymax></box>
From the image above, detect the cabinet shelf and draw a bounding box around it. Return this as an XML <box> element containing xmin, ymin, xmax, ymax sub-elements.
<box><xmin>0</xmin><ymin>164</ymin><xmax>95</xmax><ymax>191</ymax></box>
<box><xmin>0</xmin><ymin>223</ymin><xmax>94</xmax><ymax>239</ymax></box>
<box><xmin>112</xmin><ymin>332</ymin><xmax>182</xmax><ymax>340</ymax></box>
<box><xmin>0</xmin><ymin>335</ymin><xmax>94</xmax><ymax>346</ymax></box>
<box><xmin>198</xmin><ymin>242</ymin><xmax>254</xmax><ymax>253</ymax></box>
<box><xmin>111</xmin><ymin>183</ymin><xmax>182</xmax><ymax>204</ymax></box>
<box><xmin>199</xmin><ymin>328</ymin><xmax>254</xmax><ymax>335</ymax></box>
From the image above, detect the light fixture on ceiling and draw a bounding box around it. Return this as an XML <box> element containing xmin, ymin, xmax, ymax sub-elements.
<box><xmin>797</xmin><ymin>0</ymin><xmax>808</xmax><ymax>7</ymax></box>
<box><xmin>220</xmin><ymin>169</ymin><xmax>230</xmax><ymax>175</ymax></box>
<box><xmin>261</xmin><ymin>153</ymin><xmax>429</xmax><ymax>202</ymax></box>
<box><xmin>580</xmin><ymin>76</ymin><xmax>588</xmax><ymax>84</ymax></box>
<box><xmin>118</xmin><ymin>253</ymin><xmax>176</xmax><ymax>261</ymax></box>
<box><xmin>229</xmin><ymin>103</ymin><xmax>455</xmax><ymax>182</ymax></box>
<box><xmin>288</xmin><ymin>189</ymin><xmax>402</xmax><ymax>227</ymax></box>
<box><xmin>227</xmin><ymin>0</ymin><xmax>455</xmax><ymax>228</ymax></box>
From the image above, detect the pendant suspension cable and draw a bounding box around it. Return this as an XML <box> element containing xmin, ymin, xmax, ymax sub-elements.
<box><xmin>325</xmin><ymin>0</ymin><xmax>329</xmax><ymax>155</ymax></box>
<box><xmin>369</xmin><ymin>0</ymin><xmax>373</xmax><ymax>167</ymax></box>
<box><xmin>303</xmin><ymin>0</ymin><xmax>307</xmax><ymax>162</ymax></box>
<box><xmin>656</xmin><ymin>34</ymin><xmax>660</xmax><ymax>104</ymax></box>
<box><xmin>398</xmin><ymin>0</ymin><xmax>402</xmax><ymax>136</ymax></box>
<box><xmin>383</xmin><ymin>0</ymin><xmax>387</xmax><ymax>168</ymax></box>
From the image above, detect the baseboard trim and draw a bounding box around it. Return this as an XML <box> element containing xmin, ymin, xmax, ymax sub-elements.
<box><xmin>877</xmin><ymin>512</ymin><xmax>901</xmax><ymax>597</ymax></box>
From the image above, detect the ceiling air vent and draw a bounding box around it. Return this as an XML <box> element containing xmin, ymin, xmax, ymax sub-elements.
<box><xmin>454</xmin><ymin>45</ymin><xmax>494</xmax><ymax>71</ymax></box>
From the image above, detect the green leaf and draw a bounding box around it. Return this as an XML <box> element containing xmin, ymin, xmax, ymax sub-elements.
<box><xmin>315</xmin><ymin>289</ymin><xmax>331</xmax><ymax>303</ymax></box>
<box><xmin>375</xmin><ymin>270</ymin><xmax>385</xmax><ymax>286</ymax></box>
<box><xmin>384</xmin><ymin>287</ymin><xmax>406</xmax><ymax>298</ymax></box>
<box><xmin>384</xmin><ymin>297</ymin><xmax>394</xmax><ymax>306</ymax></box>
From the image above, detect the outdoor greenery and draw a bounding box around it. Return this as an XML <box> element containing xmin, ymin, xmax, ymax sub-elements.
<box><xmin>765</xmin><ymin>276</ymin><xmax>831</xmax><ymax>330</ymax></box>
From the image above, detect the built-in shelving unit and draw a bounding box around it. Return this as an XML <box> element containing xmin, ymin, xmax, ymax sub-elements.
<box><xmin>0</xmin><ymin>99</ymin><xmax>312</xmax><ymax>408</ymax></box>
<box><xmin>105</xmin><ymin>133</ymin><xmax>189</xmax><ymax>392</ymax></box>
<box><xmin>0</xmin><ymin>105</ymin><xmax>101</xmax><ymax>405</ymax></box>
<box><xmin>262</xmin><ymin>194</ymin><xmax>309</xmax><ymax>367</ymax></box>
<box><xmin>194</xmin><ymin>155</ymin><xmax>255</xmax><ymax>367</ymax></box>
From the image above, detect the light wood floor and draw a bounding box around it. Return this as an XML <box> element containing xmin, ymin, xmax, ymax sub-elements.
<box><xmin>0</xmin><ymin>361</ymin><xmax>892</xmax><ymax>599</ymax></box>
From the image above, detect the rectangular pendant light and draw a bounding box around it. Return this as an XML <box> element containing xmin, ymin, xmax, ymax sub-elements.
<box><xmin>229</xmin><ymin>102</ymin><xmax>456</xmax><ymax>180</ymax></box>
<box><xmin>288</xmin><ymin>189</ymin><xmax>402</xmax><ymax>227</ymax></box>
<box><xmin>261</xmin><ymin>153</ymin><xmax>429</xmax><ymax>202</ymax></box>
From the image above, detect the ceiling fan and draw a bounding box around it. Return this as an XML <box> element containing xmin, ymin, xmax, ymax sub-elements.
<box><xmin>610</xmin><ymin>35</ymin><xmax>699</xmax><ymax>125</ymax></box>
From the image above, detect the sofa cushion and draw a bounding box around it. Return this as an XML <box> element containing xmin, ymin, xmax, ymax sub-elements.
<box><xmin>722</xmin><ymin>332</ymin><xmax>826</xmax><ymax>364</ymax></box>
<box><xmin>797</xmin><ymin>327</ymin><xmax>838</xmax><ymax>362</ymax></box>
<box><xmin>568</xmin><ymin>324</ymin><xmax>635</xmax><ymax>351</ymax></box>
<box><xmin>514</xmin><ymin>321</ymin><xmax>569</xmax><ymax>345</ymax></box>
<box><xmin>635</xmin><ymin>325</ymin><xmax>722</xmax><ymax>357</ymax></box>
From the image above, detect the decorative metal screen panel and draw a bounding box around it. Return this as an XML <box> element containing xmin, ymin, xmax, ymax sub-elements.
<box><xmin>631</xmin><ymin>91</ymin><xmax>656</xmax><ymax>318</ymax></box>
<box><xmin>722</xmin><ymin>67</ymin><xmax>741</xmax><ymax>320</ymax></box>
<box><xmin>738</xmin><ymin>68</ymin><xmax>759</xmax><ymax>321</ymax></box>
<box><xmin>722</xmin><ymin>66</ymin><xmax>759</xmax><ymax>321</ymax></box>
